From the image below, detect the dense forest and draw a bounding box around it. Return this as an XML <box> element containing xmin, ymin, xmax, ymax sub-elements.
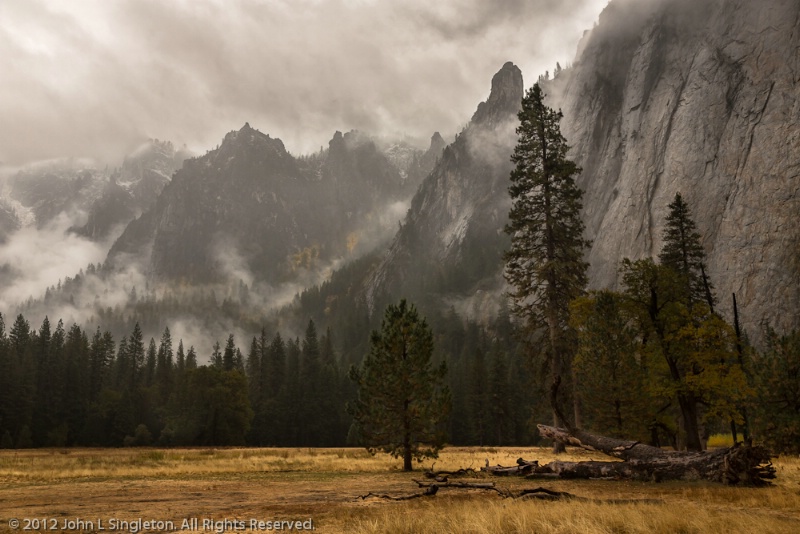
<box><xmin>0</xmin><ymin>304</ymin><xmax>540</xmax><ymax>449</ymax></box>
<box><xmin>0</xmin><ymin>298</ymin><xmax>798</xmax><ymax>453</ymax></box>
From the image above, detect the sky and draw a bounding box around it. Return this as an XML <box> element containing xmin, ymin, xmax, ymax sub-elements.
<box><xmin>0</xmin><ymin>0</ymin><xmax>608</xmax><ymax>167</ymax></box>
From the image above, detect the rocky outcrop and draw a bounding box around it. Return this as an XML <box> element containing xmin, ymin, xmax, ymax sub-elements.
<box><xmin>548</xmin><ymin>0</ymin><xmax>800</xmax><ymax>338</ymax></box>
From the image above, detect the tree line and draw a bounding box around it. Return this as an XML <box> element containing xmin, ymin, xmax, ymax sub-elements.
<box><xmin>0</xmin><ymin>303</ymin><xmax>537</xmax><ymax>449</ymax></box>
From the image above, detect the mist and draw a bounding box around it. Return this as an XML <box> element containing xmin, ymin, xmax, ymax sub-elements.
<box><xmin>0</xmin><ymin>0</ymin><xmax>609</xmax><ymax>166</ymax></box>
<box><xmin>0</xmin><ymin>209</ymin><xmax>114</xmax><ymax>311</ymax></box>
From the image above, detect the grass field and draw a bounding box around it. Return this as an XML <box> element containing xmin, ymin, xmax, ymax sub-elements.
<box><xmin>1</xmin><ymin>446</ymin><xmax>799</xmax><ymax>533</ymax></box>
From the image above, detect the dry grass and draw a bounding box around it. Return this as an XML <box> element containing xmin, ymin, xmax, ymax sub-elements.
<box><xmin>0</xmin><ymin>447</ymin><xmax>798</xmax><ymax>533</ymax></box>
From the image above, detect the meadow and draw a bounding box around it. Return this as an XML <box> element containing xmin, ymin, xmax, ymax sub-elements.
<box><xmin>1</xmin><ymin>446</ymin><xmax>799</xmax><ymax>533</ymax></box>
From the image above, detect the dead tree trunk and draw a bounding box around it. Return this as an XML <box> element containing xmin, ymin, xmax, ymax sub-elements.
<box><xmin>532</xmin><ymin>425</ymin><xmax>775</xmax><ymax>486</ymax></box>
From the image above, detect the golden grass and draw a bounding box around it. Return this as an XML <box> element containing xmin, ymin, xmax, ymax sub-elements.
<box><xmin>0</xmin><ymin>447</ymin><xmax>798</xmax><ymax>533</ymax></box>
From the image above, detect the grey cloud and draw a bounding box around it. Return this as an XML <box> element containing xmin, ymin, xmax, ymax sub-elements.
<box><xmin>0</xmin><ymin>0</ymin><xmax>608</xmax><ymax>166</ymax></box>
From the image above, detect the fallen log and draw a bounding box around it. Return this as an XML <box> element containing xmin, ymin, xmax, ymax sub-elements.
<box><xmin>480</xmin><ymin>458</ymin><xmax>539</xmax><ymax>476</ymax></box>
<box><xmin>423</xmin><ymin>467</ymin><xmax>479</xmax><ymax>481</ymax></box>
<box><xmin>413</xmin><ymin>479</ymin><xmax>499</xmax><ymax>490</ymax></box>
<box><xmin>358</xmin><ymin>485</ymin><xmax>438</xmax><ymax>501</ymax></box>
<box><xmin>357</xmin><ymin>480</ymin><xmax>662</xmax><ymax>504</ymax></box>
<box><xmin>535</xmin><ymin>425</ymin><xmax>775</xmax><ymax>486</ymax></box>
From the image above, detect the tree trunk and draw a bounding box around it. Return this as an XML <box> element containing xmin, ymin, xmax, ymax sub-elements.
<box><xmin>677</xmin><ymin>393</ymin><xmax>703</xmax><ymax>451</ymax></box>
<box><xmin>533</xmin><ymin>425</ymin><xmax>775</xmax><ymax>486</ymax></box>
<box><xmin>403</xmin><ymin>399</ymin><xmax>412</xmax><ymax>471</ymax></box>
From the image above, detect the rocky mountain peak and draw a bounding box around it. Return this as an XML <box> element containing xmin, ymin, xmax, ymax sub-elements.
<box><xmin>215</xmin><ymin>123</ymin><xmax>288</xmax><ymax>166</ymax></box>
<box><xmin>429</xmin><ymin>132</ymin><xmax>446</xmax><ymax>153</ymax></box>
<box><xmin>471</xmin><ymin>61</ymin><xmax>523</xmax><ymax>125</ymax></box>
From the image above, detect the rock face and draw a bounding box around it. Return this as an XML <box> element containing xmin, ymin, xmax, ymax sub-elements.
<box><xmin>365</xmin><ymin>62</ymin><xmax>523</xmax><ymax>318</ymax></box>
<box><xmin>548</xmin><ymin>0</ymin><xmax>800</xmax><ymax>338</ymax></box>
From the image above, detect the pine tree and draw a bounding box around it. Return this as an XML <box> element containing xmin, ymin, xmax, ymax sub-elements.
<box><xmin>317</xmin><ymin>327</ymin><xmax>344</xmax><ymax>445</ymax></box>
<box><xmin>659</xmin><ymin>193</ymin><xmax>714</xmax><ymax>308</ymax></box>
<box><xmin>155</xmin><ymin>329</ymin><xmax>173</xmax><ymax>406</ymax></box>
<box><xmin>145</xmin><ymin>338</ymin><xmax>157</xmax><ymax>387</ymax></box>
<box><xmin>211</xmin><ymin>341</ymin><xmax>223</xmax><ymax>369</ymax></box>
<box><xmin>127</xmin><ymin>323</ymin><xmax>145</xmax><ymax>388</ymax></box>
<box><xmin>299</xmin><ymin>320</ymin><xmax>322</xmax><ymax>444</ymax></box>
<box><xmin>223</xmin><ymin>335</ymin><xmax>237</xmax><ymax>371</ymax></box>
<box><xmin>88</xmin><ymin>328</ymin><xmax>111</xmax><ymax>402</ymax></box>
<box><xmin>246</xmin><ymin>336</ymin><xmax>265</xmax><ymax>445</ymax></box>
<box><xmin>261</xmin><ymin>332</ymin><xmax>287</xmax><ymax>445</ymax></box>
<box><xmin>504</xmin><ymin>83</ymin><xmax>590</xmax><ymax>438</ymax></box>
<box><xmin>176</xmin><ymin>340</ymin><xmax>186</xmax><ymax>373</ymax></box>
<box><xmin>186</xmin><ymin>346</ymin><xmax>198</xmax><ymax>369</ymax></box>
<box><xmin>349</xmin><ymin>299</ymin><xmax>450</xmax><ymax>471</ymax></box>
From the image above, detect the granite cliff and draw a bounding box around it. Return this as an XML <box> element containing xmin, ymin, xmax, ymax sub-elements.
<box><xmin>548</xmin><ymin>0</ymin><xmax>800</xmax><ymax>337</ymax></box>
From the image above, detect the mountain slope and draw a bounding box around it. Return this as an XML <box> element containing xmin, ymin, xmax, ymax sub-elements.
<box><xmin>364</xmin><ymin>62</ymin><xmax>523</xmax><ymax>319</ymax></box>
<box><xmin>106</xmin><ymin>124</ymin><xmax>436</xmax><ymax>286</ymax></box>
<box><xmin>548</xmin><ymin>0</ymin><xmax>800</xmax><ymax>337</ymax></box>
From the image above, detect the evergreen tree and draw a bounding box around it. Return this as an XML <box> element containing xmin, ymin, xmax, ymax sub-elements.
<box><xmin>659</xmin><ymin>193</ymin><xmax>714</xmax><ymax>308</ymax></box>
<box><xmin>127</xmin><ymin>323</ymin><xmax>145</xmax><ymax>388</ymax></box>
<box><xmin>186</xmin><ymin>346</ymin><xmax>198</xmax><ymax>369</ymax></box>
<box><xmin>349</xmin><ymin>299</ymin><xmax>450</xmax><ymax>471</ymax></box>
<box><xmin>114</xmin><ymin>336</ymin><xmax>129</xmax><ymax>389</ymax></box>
<box><xmin>299</xmin><ymin>320</ymin><xmax>322</xmax><ymax>444</ymax></box>
<box><xmin>283</xmin><ymin>338</ymin><xmax>302</xmax><ymax>445</ymax></box>
<box><xmin>211</xmin><ymin>341</ymin><xmax>223</xmax><ymax>369</ymax></box>
<box><xmin>317</xmin><ymin>327</ymin><xmax>344</xmax><ymax>445</ymax></box>
<box><xmin>262</xmin><ymin>332</ymin><xmax>287</xmax><ymax>445</ymax></box>
<box><xmin>88</xmin><ymin>327</ymin><xmax>113</xmax><ymax>403</ymax></box>
<box><xmin>176</xmin><ymin>340</ymin><xmax>186</xmax><ymax>374</ymax></box>
<box><xmin>488</xmin><ymin>345</ymin><xmax>513</xmax><ymax>444</ymax></box>
<box><xmin>245</xmin><ymin>336</ymin><xmax>264</xmax><ymax>444</ymax></box>
<box><xmin>61</xmin><ymin>323</ymin><xmax>89</xmax><ymax>445</ymax></box>
<box><xmin>156</xmin><ymin>326</ymin><xmax>174</xmax><ymax>401</ymax></box>
<box><xmin>145</xmin><ymin>338</ymin><xmax>157</xmax><ymax>387</ymax></box>
<box><xmin>468</xmin><ymin>347</ymin><xmax>490</xmax><ymax>445</ymax></box>
<box><xmin>504</xmin><ymin>83</ymin><xmax>590</xmax><ymax>437</ymax></box>
<box><xmin>223</xmin><ymin>334</ymin><xmax>237</xmax><ymax>372</ymax></box>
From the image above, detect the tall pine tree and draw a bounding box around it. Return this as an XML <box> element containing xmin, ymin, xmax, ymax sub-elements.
<box><xmin>504</xmin><ymin>83</ymin><xmax>590</xmax><ymax>440</ymax></box>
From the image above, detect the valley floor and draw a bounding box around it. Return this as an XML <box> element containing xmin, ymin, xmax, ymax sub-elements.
<box><xmin>0</xmin><ymin>447</ymin><xmax>799</xmax><ymax>533</ymax></box>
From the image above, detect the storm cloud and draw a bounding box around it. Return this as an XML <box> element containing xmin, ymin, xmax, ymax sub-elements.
<box><xmin>0</xmin><ymin>0</ymin><xmax>608</xmax><ymax>166</ymax></box>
